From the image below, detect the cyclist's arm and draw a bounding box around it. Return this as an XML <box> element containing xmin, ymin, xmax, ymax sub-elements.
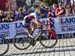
<box><xmin>36</xmin><ymin>19</ymin><xmax>46</xmax><ymax>26</ymax></box>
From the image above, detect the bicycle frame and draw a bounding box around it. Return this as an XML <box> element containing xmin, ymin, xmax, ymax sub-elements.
<box><xmin>33</xmin><ymin>31</ymin><xmax>41</xmax><ymax>41</ymax></box>
<box><xmin>13</xmin><ymin>20</ymin><xmax>58</xmax><ymax>49</ymax></box>
<box><xmin>27</xmin><ymin>28</ymin><xmax>49</xmax><ymax>41</ymax></box>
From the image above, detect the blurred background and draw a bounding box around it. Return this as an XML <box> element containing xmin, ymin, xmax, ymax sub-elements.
<box><xmin>0</xmin><ymin>0</ymin><xmax>74</xmax><ymax>11</ymax></box>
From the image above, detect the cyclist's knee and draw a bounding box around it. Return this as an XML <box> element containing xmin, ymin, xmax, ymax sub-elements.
<box><xmin>32</xmin><ymin>22</ymin><xmax>37</xmax><ymax>27</ymax></box>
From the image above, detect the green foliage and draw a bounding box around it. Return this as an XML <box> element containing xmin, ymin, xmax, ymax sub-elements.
<box><xmin>40</xmin><ymin>0</ymin><xmax>57</xmax><ymax>5</ymax></box>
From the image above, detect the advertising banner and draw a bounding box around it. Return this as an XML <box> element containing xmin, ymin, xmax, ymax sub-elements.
<box><xmin>0</xmin><ymin>16</ymin><xmax>75</xmax><ymax>39</ymax></box>
<box><xmin>53</xmin><ymin>16</ymin><xmax>75</xmax><ymax>34</ymax></box>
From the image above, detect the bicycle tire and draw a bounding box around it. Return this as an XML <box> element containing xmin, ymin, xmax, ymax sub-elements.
<box><xmin>0</xmin><ymin>37</ymin><xmax>9</xmax><ymax>56</ymax></box>
<box><xmin>40</xmin><ymin>30</ymin><xmax>58</xmax><ymax>48</ymax></box>
<box><xmin>13</xmin><ymin>32</ymin><xmax>30</xmax><ymax>50</ymax></box>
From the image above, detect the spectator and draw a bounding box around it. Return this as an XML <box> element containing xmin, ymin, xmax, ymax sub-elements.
<box><xmin>30</xmin><ymin>6</ymin><xmax>35</xmax><ymax>12</ymax></box>
<box><xmin>48</xmin><ymin>8</ymin><xmax>54</xmax><ymax>18</ymax></box>
<box><xmin>27</xmin><ymin>8</ymin><xmax>33</xmax><ymax>14</ymax></box>
<box><xmin>55</xmin><ymin>3</ymin><xmax>66</xmax><ymax>17</ymax></box>
<box><xmin>0</xmin><ymin>10</ymin><xmax>6</xmax><ymax>22</ymax></box>
<box><xmin>67</xmin><ymin>5</ymin><xmax>73</xmax><ymax>16</ymax></box>
<box><xmin>47</xmin><ymin>9</ymin><xmax>57</xmax><ymax>39</ymax></box>
<box><xmin>22</xmin><ymin>6</ymin><xmax>28</xmax><ymax>15</ymax></box>
<box><xmin>55</xmin><ymin>3</ymin><xmax>66</xmax><ymax>38</ymax></box>
<box><xmin>65</xmin><ymin>4</ymin><xmax>74</xmax><ymax>38</ymax></box>
<box><xmin>2</xmin><ymin>11</ymin><xmax>13</xmax><ymax>22</ymax></box>
<box><xmin>40</xmin><ymin>2</ymin><xmax>48</xmax><ymax>18</ymax></box>
<box><xmin>51</xmin><ymin>3</ymin><xmax>57</xmax><ymax>17</ymax></box>
<box><xmin>15</xmin><ymin>7</ymin><xmax>26</xmax><ymax>21</ymax></box>
<box><xmin>72</xmin><ymin>4</ymin><xmax>75</xmax><ymax>15</ymax></box>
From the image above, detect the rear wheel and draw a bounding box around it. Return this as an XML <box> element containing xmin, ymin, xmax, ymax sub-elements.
<box><xmin>40</xmin><ymin>30</ymin><xmax>58</xmax><ymax>48</ymax></box>
<box><xmin>13</xmin><ymin>32</ymin><xmax>30</xmax><ymax>50</ymax></box>
<box><xmin>0</xmin><ymin>37</ymin><xmax>9</xmax><ymax>56</ymax></box>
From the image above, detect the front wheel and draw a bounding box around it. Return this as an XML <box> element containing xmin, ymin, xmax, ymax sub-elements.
<box><xmin>0</xmin><ymin>37</ymin><xmax>9</xmax><ymax>56</ymax></box>
<box><xmin>40</xmin><ymin>30</ymin><xmax>58</xmax><ymax>48</ymax></box>
<box><xmin>13</xmin><ymin>32</ymin><xmax>30</xmax><ymax>50</ymax></box>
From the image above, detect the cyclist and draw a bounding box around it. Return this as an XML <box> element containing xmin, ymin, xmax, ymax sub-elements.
<box><xmin>22</xmin><ymin>8</ymin><xmax>46</xmax><ymax>38</ymax></box>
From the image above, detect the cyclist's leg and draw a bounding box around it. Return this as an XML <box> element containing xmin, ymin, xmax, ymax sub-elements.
<box><xmin>26</xmin><ymin>22</ymin><xmax>37</xmax><ymax>46</ymax></box>
<box><xmin>25</xmin><ymin>22</ymin><xmax>37</xmax><ymax>38</ymax></box>
<box><xmin>25</xmin><ymin>22</ymin><xmax>37</xmax><ymax>35</ymax></box>
<box><xmin>24</xmin><ymin>23</ymin><xmax>34</xmax><ymax>38</ymax></box>
<box><xmin>31</xmin><ymin>22</ymin><xmax>37</xmax><ymax>34</ymax></box>
<box><xmin>27</xmin><ymin>27</ymin><xmax>32</xmax><ymax>34</ymax></box>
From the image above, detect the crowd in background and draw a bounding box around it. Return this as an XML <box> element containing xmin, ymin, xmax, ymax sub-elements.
<box><xmin>0</xmin><ymin>1</ymin><xmax>75</xmax><ymax>22</ymax></box>
<box><xmin>0</xmin><ymin>1</ymin><xmax>75</xmax><ymax>42</ymax></box>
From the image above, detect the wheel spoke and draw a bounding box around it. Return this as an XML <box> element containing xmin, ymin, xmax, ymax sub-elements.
<box><xmin>0</xmin><ymin>38</ymin><xmax>9</xmax><ymax>55</ymax></box>
<box><xmin>13</xmin><ymin>32</ymin><xmax>30</xmax><ymax>50</ymax></box>
<box><xmin>40</xmin><ymin>30</ymin><xmax>58</xmax><ymax>48</ymax></box>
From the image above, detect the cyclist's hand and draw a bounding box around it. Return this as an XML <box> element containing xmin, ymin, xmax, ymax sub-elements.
<box><xmin>44</xmin><ymin>23</ymin><xmax>48</xmax><ymax>26</ymax></box>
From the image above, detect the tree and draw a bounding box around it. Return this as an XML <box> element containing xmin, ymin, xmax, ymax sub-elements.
<box><xmin>40</xmin><ymin>0</ymin><xmax>57</xmax><ymax>5</ymax></box>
